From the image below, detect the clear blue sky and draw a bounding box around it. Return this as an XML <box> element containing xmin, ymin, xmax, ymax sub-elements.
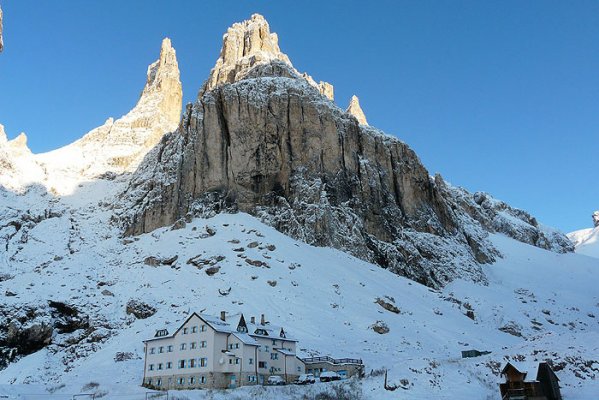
<box><xmin>1</xmin><ymin>1</ymin><xmax>598</xmax><ymax>233</ymax></box>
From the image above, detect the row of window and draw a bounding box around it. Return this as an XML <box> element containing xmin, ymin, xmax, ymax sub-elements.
<box><xmin>149</xmin><ymin>341</ymin><xmax>208</xmax><ymax>354</ymax></box>
<box><xmin>147</xmin><ymin>375</ymin><xmax>207</xmax><ymax>387</ymax></box>
<box><xmin>147</xmin><ymin>374</ymin><xmax>263</xmax><ymax>387</ymax></box>
<box><xmin>182</xmin><ymin>325</ymin><xmax>207</xmax><ymax>334</ymax></box>
<box><xmin>148</xmin><ymin>358</ymin><xmax>208</xmax><ymax>371</ymax></box>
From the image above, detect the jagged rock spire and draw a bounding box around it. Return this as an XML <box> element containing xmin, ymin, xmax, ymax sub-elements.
<box><xmin>346</xmin><ymin>95</ymin><xmax>368</xmax><ymax>125</ymax></box>
<box><xmin>204</xmin><ymin>14</ymin><xmax>291</xmax><ymax>92</ymax></box>
<box><xmin>140</xmin><ymin>38</ymin><xmax>182</xmax><ymax>127</ymax></box>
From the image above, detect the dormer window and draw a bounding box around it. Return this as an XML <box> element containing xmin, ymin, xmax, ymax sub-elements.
<box><xmin>155</xmin><ymin>329</ymin><xmax>169</xmax><ymax>337</ymax></box>
<box><xmin>280</xmin><ymin>328</ymin><xmax>286</xmax><ymax>338</ymax></box>
<box><xmin>237</xmin><ymin>325</ymin><xmax>248</xmax><ymax>333</ymax></box>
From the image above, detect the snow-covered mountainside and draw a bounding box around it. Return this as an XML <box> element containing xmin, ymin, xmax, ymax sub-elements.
<box><xmin>568</xmin><ymin>212</ymin><xmax>599</xmax><ymax>259</ymax></box>
<box><xmin>0</xmin><ymin>13</ymin><xmax>597</xmax><ymax>400</ymax></box>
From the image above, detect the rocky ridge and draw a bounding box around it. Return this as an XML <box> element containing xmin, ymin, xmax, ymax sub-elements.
<box><xmin>0</xmin><ymin>38</ymin><xmax>182</xmax><ymax>195</ymax></box>
<box><xmin>119</xmin><ymin>14</ymin><xmax>572</xmax><ymax>288</ymax></box>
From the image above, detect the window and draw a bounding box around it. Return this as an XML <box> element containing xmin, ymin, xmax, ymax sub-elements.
<box><xmin>235</xmin><ymin>358</ymin><xmax>240</xmax><ymax>365</ymax></box>
<box><xmin>201</xmin><ymin>325</ymin><xmax>207</xmax><ymax>332</ymax></box>
<box><xmin>191</xmin><ymin>326</ymin><xmax>198</xmax><ymax>333</ymax></box>
<box><xmin>167</xmin><ymin>345</ymin><xmax>173</xmax><ymax>352</ymax></box>
<box><xmin>178</xmin><ymin>377</ymin><xmax>185</xmax><ymax>385</ymax></box>
<box><xmin>271</xmin><ymin>353</ymin><xmax>278</xmax><ymax>360</ymax></box>
<box><xmin>248</xmin><ymin>358</ymin><xmax>253</xmax><ymax>365</ymax></box>
<box><xmin>179</xmin><ymin>359</ymin><xmax>185</xmax><ymax>369</ymax></box>
<box><xmin>200</xmin><ymin>341</ymin><xmax>207</xmax><ymax>348</ymax></box>
<box><xmin>191</xmin><ymin>342</ymin><xmax>197</xmax><ymax>349</ymax></box>
<box><xmin>148</xmin><ymin>364</ymin><xmax>154</xmax><ymax>371</ymax></box>
<box><xmin>235</xmin><ymin>343</ymin><xmax>240</xmax><ymax>349</ymax></box>
<box><xmin>159</xmin><ymin>346</ymin><xmax>164</xmax><ymax>353</ymax></box>
<box><xmin>297</xmin><ymin>366</ymin><xmax>301</xmax><ymax>372</ymax></box>
<box><xmin>228</xmin><ymin>344</ymin><xmax>233</xmax><ymax>350</ymax></box>
<box><xmin>272</xmin><ymin>340</ymin><xmax>277</xmax><ymax>345</ymax></box>
<box><xmin>158</xmin><ymin>363</ymin><xmax>163</xmax><ymax>370</ymax></box>
<box><xmin>147</xmin><ymin>378</ymin><xmax>152</xmax><ymax>386</ymax></box>
<box><xmin>156</xmin><ymin>378</ymin><xmax>162</xmax><ymax>386</ymax></box>
<box><xmin>150</xmin><ymin>347</ymin><xmax>155</xmax><ymax>354</ymax></box>
<box><xmin>189</xmin><ymin>377</ymin><xmax>196</xmax><ymax>385</ymax></box>
<box><xmin>200</xmin><ymin>358</ymin><xmax>207</xmax><ymax>367</ymax></box>
<box><xmin>183</xmin><ymin>327</ymin><xmax>188</xmax><ymax>334</ymax></box>
<box><xmin>189</xmin><ymin>359</ymin><xmax>196</xmax><ymax>368</ymax></box>
<box><xmin>229</xmin><ymin>359</ymin><xmax>233</xmax><ymax>365</ymax></box>
<box><xmin>200</xmin><ymin>376</ymin><xmax>206</xmax><ymax>384</ymax></box>
<box><xmin>248</xmin><ymin>375</ymin><xmax>256</xmax><ymax>382</ymax></box>
<box><xmin>265</xmin><ymin>346</ymin><xmax>270</xmax><ymax>352</ymax></box>
<box><xmin>258</xmin><ymin>361</ymin><xmax>267</xmax><ymax>369</ymax></box>
<box><xmin>166</xmin><ymin>362</ymin><xmax>172</xmax><ymax>369</ymax></box>
<box><xmin>180</xmin><ymin>343</ymin><xmax>186</xmax><ymax>351</ymax></box>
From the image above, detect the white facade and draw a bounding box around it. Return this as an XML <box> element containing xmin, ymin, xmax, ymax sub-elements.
<box><xmin>142</xmin><ymin>312</ymin><xmax>304</xmax><ymax>389</ymax></box>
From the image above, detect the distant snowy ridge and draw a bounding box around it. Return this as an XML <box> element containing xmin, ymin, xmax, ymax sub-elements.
<box><xmin>568</xmin><ymin>212</ymin><xmax>599</xmax><ymax>258</ymax></box>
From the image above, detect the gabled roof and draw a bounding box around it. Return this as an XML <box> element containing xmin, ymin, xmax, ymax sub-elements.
<box><xmin>246</xmin><ymin>321</ymin><xmax>298</xmax><ymax>342</ymax></box>
<box><xmin>143</xmin><ymin>311</ymin><xmax>298</xmax><ymax>343</ymax></box>
<box><xmin>501</xmin><ymin>362</ymin><xmax>541</xmax><ymax>381</ymax></box>
<box><xmin>232</xmin><ymin>331</ymin><xmax>260</xmax><ymax>346</ymax></box>
<box><xmin>275</xmin><ymin>348</ymin><xmax>296</xmax><ymax>356</ymax></box>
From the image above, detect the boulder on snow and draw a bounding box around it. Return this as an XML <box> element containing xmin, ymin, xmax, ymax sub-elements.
<box><xmin>125</xmin><ymin>300</ymin><xmax>156</xmax><ymax>319</ymax></box>
<box><xmin>371</xmin><ymin>321</ymin><xmax>390</xmax><ymax>334</ymax></box>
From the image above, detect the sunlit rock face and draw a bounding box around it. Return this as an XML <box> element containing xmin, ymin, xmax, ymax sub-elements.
<box><xmin>346</xmin><ymin>95</ymin><xmax>368</xmax><ymax>126</ymax></box>
<box><xmin>593</xmin><ymin>211</ymin><xmax>599</xmax><ymax>228</ymax></box>
<box><xmin>119</xmin><ymin>14</ymin><xmax>572</xmax><ymax>288</ymax></box>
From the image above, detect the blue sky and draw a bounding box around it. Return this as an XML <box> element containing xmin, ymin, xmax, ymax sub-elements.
<box><xmin>0</xmin><ymin>1</ymin><xmax>598</xmax><ymax>233</ymax></box>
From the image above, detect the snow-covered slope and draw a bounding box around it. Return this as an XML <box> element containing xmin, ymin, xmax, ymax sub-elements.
<box><xmin>0</xmin><ymin>176</ymin><xmax>598</xmax><ymax>399</ymax></box>
<box><xmin>568</xmin><ymin>226</ymin><xmax>599</xmax><ymax>259</ymax></box>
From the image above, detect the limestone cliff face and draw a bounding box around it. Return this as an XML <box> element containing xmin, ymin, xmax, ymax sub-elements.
<box><xmin>119</xmin><ymin>14</ymin><xmax>572</xmax><ymax>287</ymax></box>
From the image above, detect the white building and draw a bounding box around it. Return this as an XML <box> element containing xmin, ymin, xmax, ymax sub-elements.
<box><xmin>142</xmin><ymin>311</ymin><xmax>305</xmax><ymax>389</ymax></box>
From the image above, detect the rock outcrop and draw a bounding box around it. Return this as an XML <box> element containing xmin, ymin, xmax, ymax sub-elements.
<box><xmin>119</xmin><ymin>14</ymin><xmax>572</xmax><ymax>288</ymax></box>
<box><xmin>346</xmin><ymin>95</ymin><xmax>368</xmax><ymax>125</ymax></box>
<box><xmin>593</xmin><ymin>211</ymin><xmax>599</xmax><ymax>228</ymax></box>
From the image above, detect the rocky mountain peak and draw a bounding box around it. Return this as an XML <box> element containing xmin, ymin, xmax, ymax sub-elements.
<box><xmin>593</xmin><ymin>211</ymin><xmax>599</xmax><ymax>227</ymax></box>
<box><xmin>203</xmin><ymin>13</ymin><xmax>292</xmax><ymax>92</ymax></box>
<box><xmin>66</xmin><ymin>38</ymin><xmax>182</xmax><ymax>173</ymax></box>
<box><xmin>138</xmin><ymin>37</ymin><xmax>182</xmax><ymax>128</ymax></box>
<box><xmin>346</xmin><ymin>95</ymin><xmax>368</xmax><ymax>125</ymax></box>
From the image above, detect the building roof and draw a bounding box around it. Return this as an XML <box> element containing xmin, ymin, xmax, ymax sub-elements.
<box><xmin>232</xmin><ymin>331</ymin><xmax>260</xmax><ymax>346</ymax></box>
<box><xmin>276</xmin><ymin>348</ymin><xmax>296</xmax><ymax>356</ymax></box>
<box><xmin>501</xmin><ymin>362</ymin><xmax>541</xmax><ymax>382</ymax></box>
<box><xmin>246</xmin><ymin>321</ymin><xmax>298</xmax><ymax>342</ymax></box>
<box><xmin>143</xmin><ymin>311</ymin><xmax>298</xmax><ymax>343</ymax></box>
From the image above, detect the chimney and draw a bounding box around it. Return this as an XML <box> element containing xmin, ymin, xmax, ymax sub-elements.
<box><xmin>260</xmin><ymin>314</ymin><xmax>266</xmax><ymax>325</ymax></box>
<box><xmin>250</xmin><ymin>316</ymin><xmax>255</xmax><ymax>324</ymax></box>
<box><xmin>220</xmin><ymin>311</ymin><xmax>226</xmax><ymax>321</ymax></box>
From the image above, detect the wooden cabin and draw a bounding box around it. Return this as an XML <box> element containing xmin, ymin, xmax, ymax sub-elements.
<box><xmin>499</xmin><ymin>362</ymin><xmax>562</xmax><ymax>400</ymax></box>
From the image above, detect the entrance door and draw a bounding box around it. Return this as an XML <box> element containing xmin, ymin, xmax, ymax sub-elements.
<box><xmin>230</xmin><ymin>374</ymin><xmax>237</xmax><ymax>389</ymax></box>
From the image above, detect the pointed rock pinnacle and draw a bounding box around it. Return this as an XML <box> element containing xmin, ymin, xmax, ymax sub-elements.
<box><xmin>346</xmin><ymin>95</ymin><xmax>368</xmax><ymax>125</ymax></box>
